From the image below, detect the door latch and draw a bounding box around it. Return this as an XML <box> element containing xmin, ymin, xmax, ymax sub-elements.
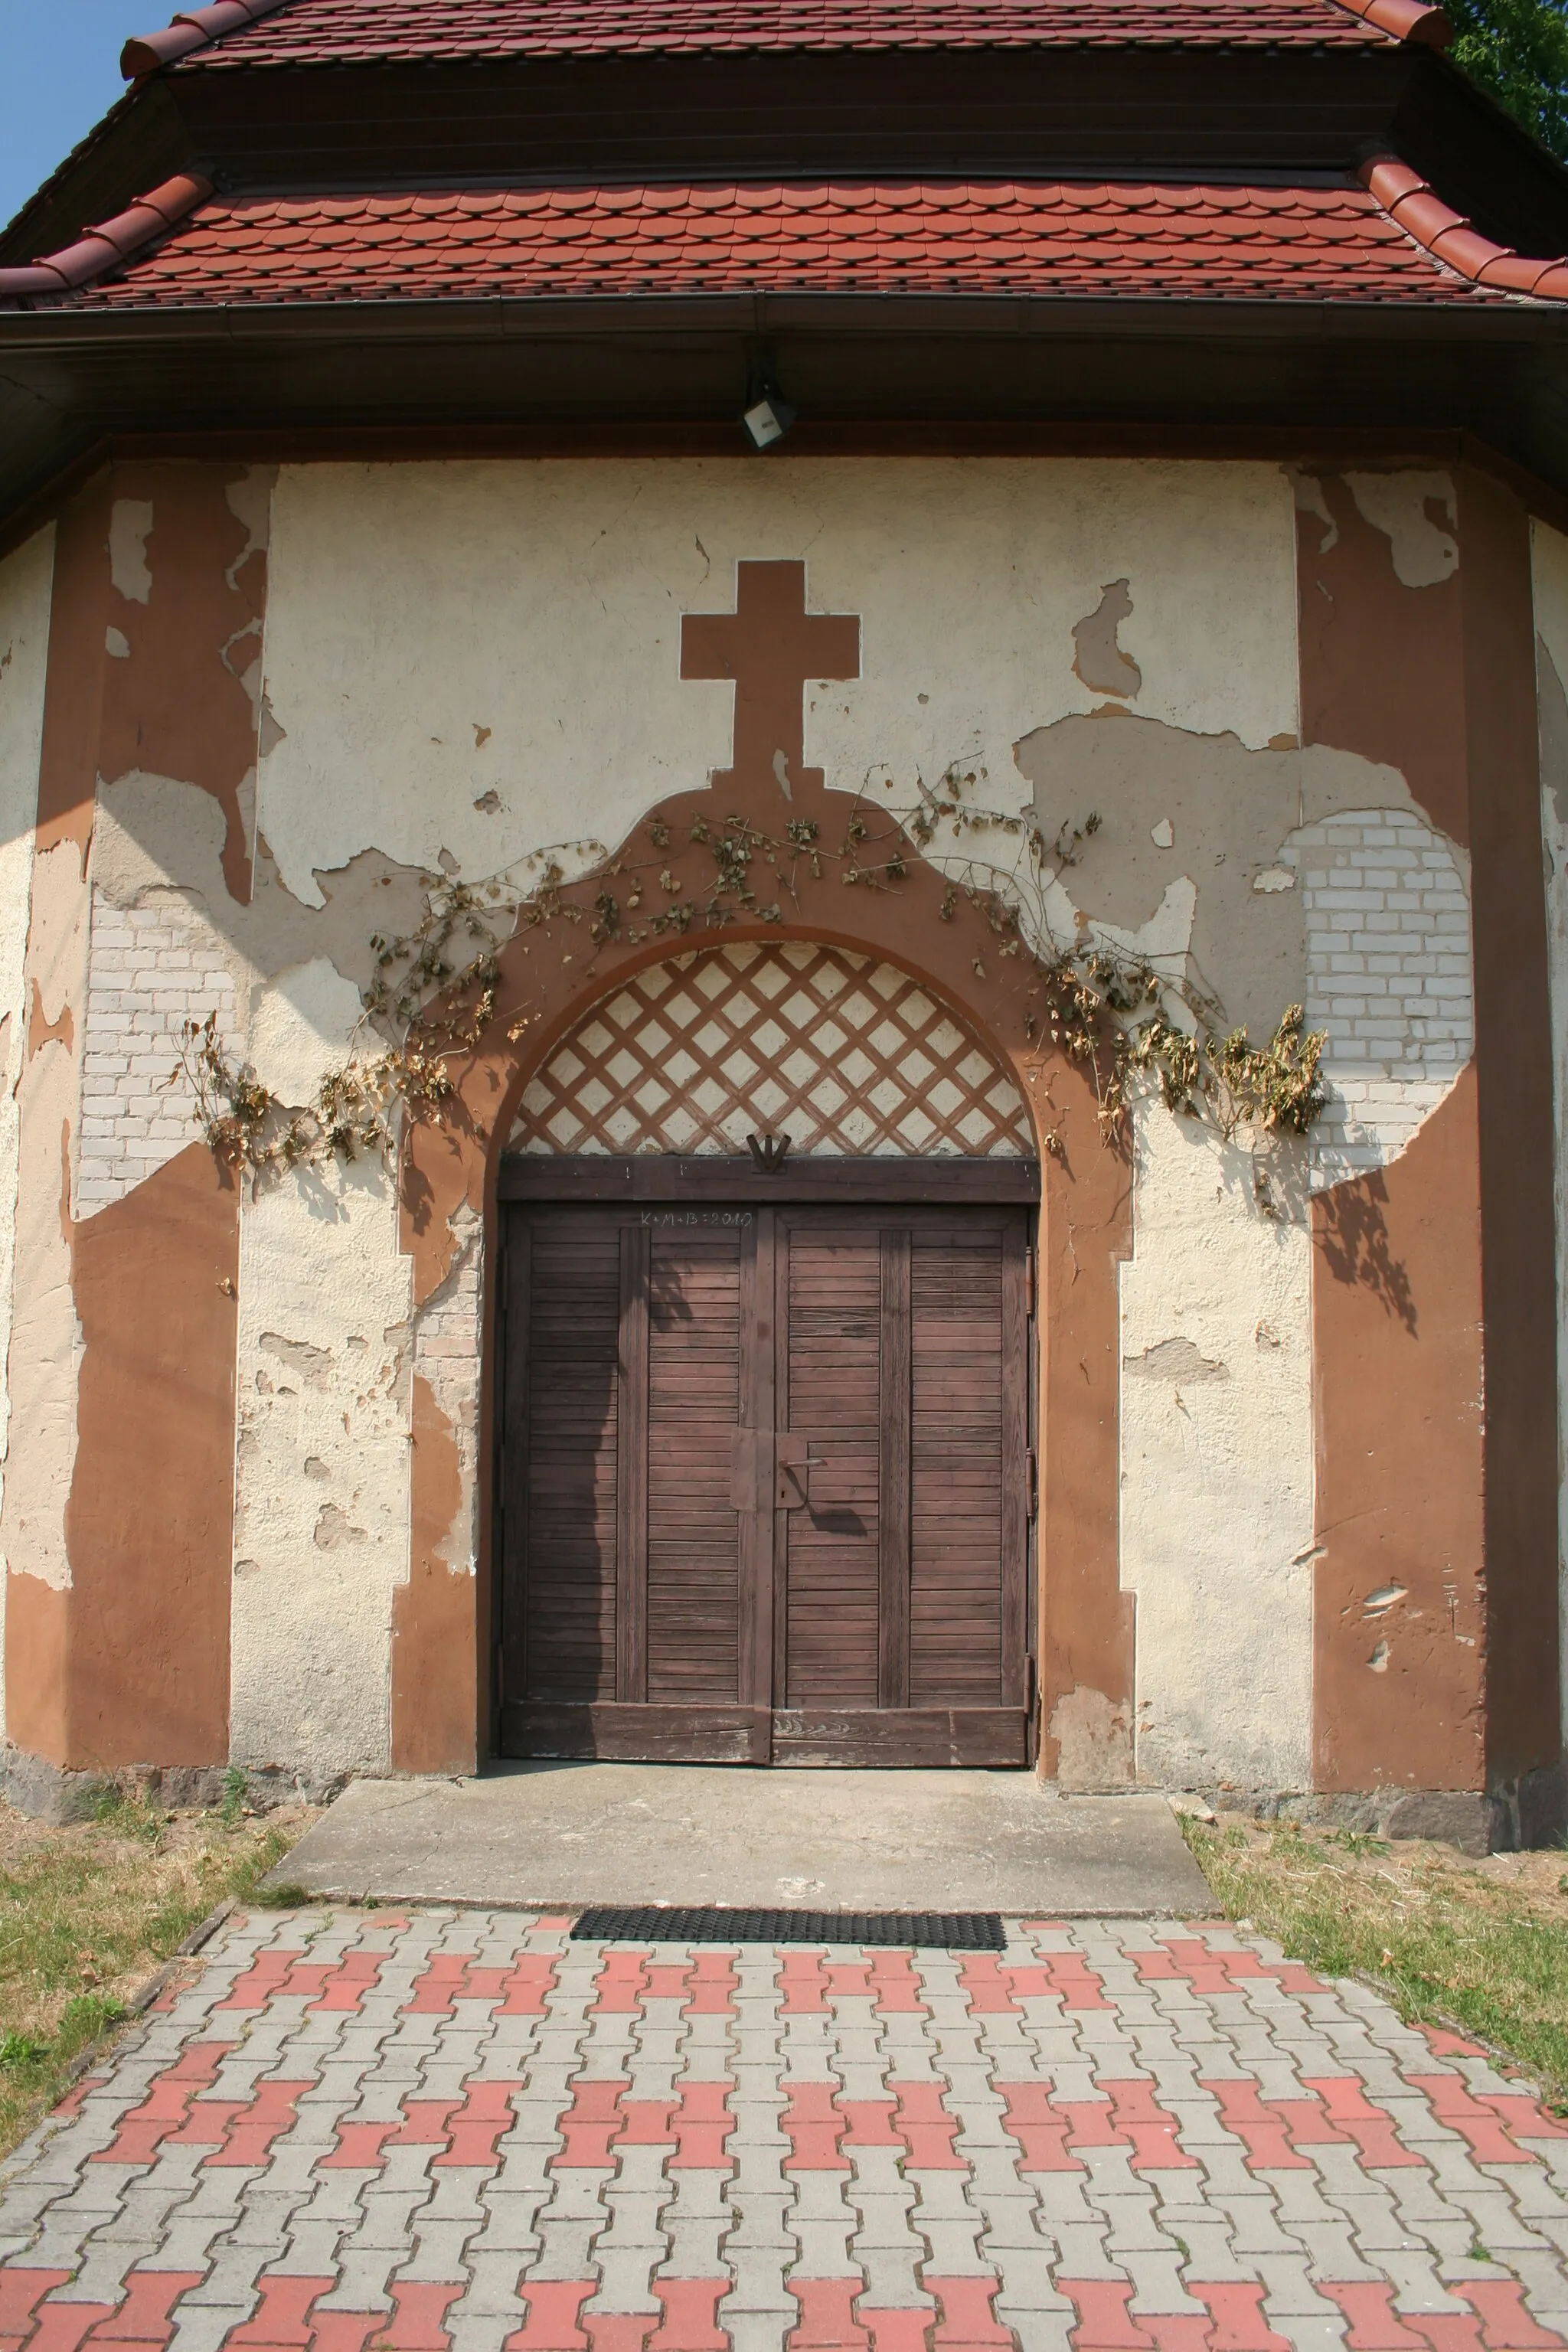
<box><xmin>775</xmin><ymin>1430</ymin><xmax>825</xmax><ymax>1508</ymax></box>
<box><xmin>730</xmin><ymin>1428</ymin><xmax>826</xmax><ymax>1510</ymax></box>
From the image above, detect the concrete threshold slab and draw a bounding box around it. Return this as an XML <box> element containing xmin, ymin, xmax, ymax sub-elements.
<box><xmin>270</xmin><ymin>1762</ymin><xmax>1218</xmax><ymax>1917</ymax></box>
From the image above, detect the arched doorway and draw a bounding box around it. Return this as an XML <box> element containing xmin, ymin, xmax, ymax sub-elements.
<box><xmin>495</xmin><ymin>940</ymin><xmax>1040</xmax><ymax>1767</ymax></box>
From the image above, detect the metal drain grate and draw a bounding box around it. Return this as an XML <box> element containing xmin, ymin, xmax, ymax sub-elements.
<box><xmin>570</xmin><ymin>1906</ymin><xmax>1005</xmax><ymax>1949</ymax></box>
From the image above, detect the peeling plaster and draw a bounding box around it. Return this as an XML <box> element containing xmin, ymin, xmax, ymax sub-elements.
<box><xmin>0</xmin><ymin>528</ymin><xmax>54</xmax><ymax>1721</ymax></box>
<box><xmin>222</xmin><ymin>470</ymin><xmax>272</xmax><ymax>593</ymax></box>
<box><xmin>230</xmin><ymin>1158</ymin><xmax>413</xmax><ymax>1782</ymax></box>
<box><xmin>259</xmin><ymin>1331</ymin><xmax>332</xmax><ymax>1388</ymax></box>
<box><xmin>1125</xmin><ymin>1336</ymin><xmax>1228</xmax><ymax>1383</ymax></box>
<box><xmin>1342</xmin><ymin>472</ymin><xmax>1459</xmax><ymax>591</ymax></box>
<box><xmin>80</xmin><ymin>776</ymin><xmax>433</xmax><ymax>1208</ymax></box>
<box><xmin>409</xmin><ymin>1204</ymin><xmax>484</xmax><ymax>1586</ymax></box>
<box><xmin>1012</xmin><ymin>714</ymin><xmax>1473</xmax><ymax>1189</ymax></box>
<box><xmin>314</xmin><ymin>1501</ymin><xmax>368</xmax><ymax>1550</ymax></box>
<box><xmin>1119</xmin><ymin>1104</ymin><xmax>1315</xmax><ymax>1792</ymax></box>
<box><xmin>1016</xmin><ymin>710</ymin><xmax>1407</xmax><ymax>1035</ymax></box>
<box><xmin>250</xmin><ymin>959</ymin><xmax>366</xmax><ymax>1108</ymax></box>
<box><xmin>253</xmin><ymin>459</ymin><xmax>1300</xmax><ymax>905</ymax></box>
<box><xmin>1072</xmin><ymin>579</ymin><xmax>1142</xmax><ymax>699</ymax></box>
<box><xmin>1048</xmin><ymin>1684</ymin><xmax>1135</xmax><ymax>1792</ymax></box>
<box><xmin>35</xmin><ymin>453</ymin><xmax>1481</xmax><ymax>1791</ymax></box>
<box><xmin>107</xmin><ymin>501</ymin><xmax>153</xmax><ymax>606</ymax></box>
<box><xmin>4</xmin><ymin>838</ymin><xmax>90</xmax><ymax>1602</ymax></box>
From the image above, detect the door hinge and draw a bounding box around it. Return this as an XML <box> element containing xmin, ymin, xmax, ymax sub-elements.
<box><xmin>1026</xmin><ymin>1449</ymin><xmax>1038</xmax><ymax>1519</ymax></box>
<box><xmin>1025</xmin><ymin>1246</ymin><xmax>1036</xmax><ymax>1321</ymax></box>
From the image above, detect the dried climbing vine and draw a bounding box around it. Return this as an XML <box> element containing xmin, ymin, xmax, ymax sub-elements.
<box><xmin>178</xmin><ymin>775</ymin><xmax>1325</xmax><ymax>1183</ymax></box>
<box><xmin>895</xmin><ymin>767</ymin><xmax>1326</xmax><ymax>1144</ymax></box>
<box><xmin>175</xmin><ymin>876</ymin><xmax>528</xmax><ymax>1178</ymax></box>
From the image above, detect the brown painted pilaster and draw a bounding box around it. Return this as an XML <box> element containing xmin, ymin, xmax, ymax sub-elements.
<box><xmin>1038</xmin><ymin>1139</ymin><xmax>1135</xmax><ymax>1787</ymax></box>
<box><xmin>5</xmin><ymin>462</ymin><xmax>257</xmax><ymax>1773</ymax></box>
<box><xmin>1459</xmin><ymin>469</ymin><xmax>1561</xmax><ymax>1786</ymax></box>
<box><xmin>1312</xmin><ymin>1076</ymin><xmax>1485</xmax><ymax>1791</ymax></box>
<box><xmin>64</xmin><ymin>1146</ymin><xmax>238</xmax><ymax>1764</ymax></box>
<box><xmin>1296</xmin><ymin>471</ymin><xmax>1467</xmax><ymax>841</ymax></box>
<box><xmin>1302</xmin><ymin>464</ymin><xmax>1561</xmax><ymax>1795</ymax></box>
<box><xmin>392</xmin><ymin>1374</ymin><xmax>479</xmax><ymax>1775</ymax></box>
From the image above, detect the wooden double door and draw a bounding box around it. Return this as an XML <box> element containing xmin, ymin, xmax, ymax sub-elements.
<box><xmin>498</xmin><ymin>1197</ymin><xmax>1035</xmax><ymax>1767</ymax></box>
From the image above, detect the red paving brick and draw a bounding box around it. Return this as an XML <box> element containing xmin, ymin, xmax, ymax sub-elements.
<box><xmin>0</xmin><ymin>1914</ymin><xmax>1564</xmax><ymax>2352</ymax></box>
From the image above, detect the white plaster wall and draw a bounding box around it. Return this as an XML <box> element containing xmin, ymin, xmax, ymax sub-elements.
<box><xmin>229</xmin><ymin>1160</ymin><xmax>413</xmax><ymax>1784</ymax></box>
<box><xmin>1119</xmin><ymin>1104</ymin><xmax>1315</xmax><ymax>1792</ymax></box>
<box><xmin>0</xmin><ymin>528</ymin><xmax>53</xmax><ymax>1726</ymax></box>
<box><xmin>256</xmin><ymin>458</ymin><xmax>1300</xmax><ymax>904</ymax></box>
<box><xmin>241</xmin><ymin>455</ymin><xmax>1304</xmax><ymax>1783</ymax></box>
<box><xmin>1531</xmin><ymin>516</ymin><xmax>1568</xmax><ymax>1749</ymax></box>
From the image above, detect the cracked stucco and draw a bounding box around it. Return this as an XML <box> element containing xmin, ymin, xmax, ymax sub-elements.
<box><xmin>230</xmin><ymin>1158</ymin><xmax>413</xmax><ymax>1782</ymax></box>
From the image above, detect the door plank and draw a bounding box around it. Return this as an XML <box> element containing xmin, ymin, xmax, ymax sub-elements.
<box><xmin>738</xmin><ymin>1209</ymin><xmax>775</xmax><ymax>1727</ymax></box>
<box><xmin>779</xmin><ymin>1220</ymin><xmax>883</xmax><ymax>1708</ymax></box>
<box><xmin>616</xmin><ymin>1223</ymin><xmax>651</xmax><ymax>1704</ymax></box>
<box><xmin>909</xmin><ymin>1227</ymin><xmax>1004</xmax><ymax>1710</ymax></box>
<box><xmin>1001</xmin><ymin>1218</ymin><xmax>1031</xmax><ymax>1711</ymax></box>
<box><xmin>771</xmin><ymin>1707</ymin><xmax>1027</xmax><ymax>1768</ymax></box>
<box><xmin>521</xmin><ymin>1215</ymin><xmax>622</xmax><ymax>1703</ymax></box>
<box><xmin>503</xmin><ymin>1700</ymin><xmax>770</xmax><ymax>1764</ymax></box>
<box><xmin>499</xmin><ymin>1217</ymin><xmax>532</xmax><ymax>1712</ymax></box>
<box><xmin>645</xmin><ymin>1224</ymin><xmax>745</xmax><ymax>1706</ymax></box>
<box><xmin>878</xmin><ymin>1228</ymin><xmax>912</xmax><ymax>1710</ymax></box>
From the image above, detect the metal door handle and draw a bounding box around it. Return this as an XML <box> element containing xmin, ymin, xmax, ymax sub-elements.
<box><xmin>775</xmin><ymin>1432</ymin><xmax>825</xmax><ymax>1508</ymax></box>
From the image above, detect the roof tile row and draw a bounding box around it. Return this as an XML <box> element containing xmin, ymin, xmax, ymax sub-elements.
<box><xmin>139</xmin><ymin>0</ymin><xmax>1393</xmax><ymax>65</ymax></box>
<box><xmin>31</xmin><ymin>181</ymin><xmax>1514</xmax><ymax>308</ymax></box>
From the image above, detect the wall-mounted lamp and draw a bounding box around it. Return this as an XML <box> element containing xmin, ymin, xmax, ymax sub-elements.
<box><xmin>741</xmin><ymin>358</ymin><xmax>795</xmax><ymax>452</ymax></box>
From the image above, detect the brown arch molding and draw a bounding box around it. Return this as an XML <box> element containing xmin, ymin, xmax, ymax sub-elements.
<box><xmin>392</xmin><ymin>753</ymin><xmax>1134</xmax><ymax>1782</ymax></box>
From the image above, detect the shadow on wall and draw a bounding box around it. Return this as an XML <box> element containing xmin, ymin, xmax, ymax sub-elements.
<box><xmin>1315</xmin><ymin>1171</ymin><xmax>1419</xmax><ymax>1337</ymax></box>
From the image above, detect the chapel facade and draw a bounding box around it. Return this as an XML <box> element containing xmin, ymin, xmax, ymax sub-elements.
<box><xmin>0</xmin><ymin>0</ymin><xmax>1566</xmax><ymax>1844</ymax></box>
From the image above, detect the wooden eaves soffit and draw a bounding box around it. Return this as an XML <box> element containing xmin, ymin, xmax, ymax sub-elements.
<box><xmin>6</xmin><ymin>0</ymin><xmax>1568</xmax><ymax>530</ymax></box>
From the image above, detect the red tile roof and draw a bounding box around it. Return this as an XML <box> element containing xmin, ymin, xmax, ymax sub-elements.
<box><xmin>1361</xmin><ymin>155</ymin><xmax>1568</xmax><ymax>293</ymax></box>
<box><xmin>131</xmin><ymin>0</ymin><xmax>1400</xmax><ymax>70</ymax></box>
<box><xmin>34</xmin><ymin>181</ymin><xmax>1522</xmax><ymax>308</ymax></box>
<box><xmin>0</xmin><ymin>175</ymin><xmax>209</xmax><ymax>302</ymax></box>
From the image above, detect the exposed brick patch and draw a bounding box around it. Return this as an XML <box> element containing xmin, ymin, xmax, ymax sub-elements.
<box><xmin>1281</xmin><ymin>808</ymin><xmax>1474</xmax><ymax>1188</ymax></box>
<box><xmin>77</xmin><ymin>893</ymin><xmax>240</xmax><ymax>1214</ymax></box>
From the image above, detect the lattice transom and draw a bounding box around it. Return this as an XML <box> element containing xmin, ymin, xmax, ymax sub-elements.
<box><xmin>508</xmin><ymin>942</ymin><xmax>1034</xmax><ymax>1158</ymax></box>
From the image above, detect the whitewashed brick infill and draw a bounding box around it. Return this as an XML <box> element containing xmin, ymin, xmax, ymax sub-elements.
<box><xmin>77</xmin><ymin>893</ymin><xmax>241</xmax><ymax>1214</ymax></box>
<box><xmin>1281</xmin><ymin>810</ymin><xmax>1474</xmax><ymax>1191</ymax></box>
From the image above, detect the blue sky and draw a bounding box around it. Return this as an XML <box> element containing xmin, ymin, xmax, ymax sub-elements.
<box><xmin>2</xmin><ymin>0</ymin><xmax>140</xmax><ymax>234</ymax></box>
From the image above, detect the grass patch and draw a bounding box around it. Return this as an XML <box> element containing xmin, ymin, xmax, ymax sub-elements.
<box><xmin>1184</xmin><ymin>1813</ymin><xmax>1568</xmax><ymax>2106</ymax></box>
<box><xmin>0</xmin><ymin>1785</ymin><xmax>312</xmax><ymax>2160</ymax></box>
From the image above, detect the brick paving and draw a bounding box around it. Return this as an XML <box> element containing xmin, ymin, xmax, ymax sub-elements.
<box><xmin>0</xmin><ymin>1909</ymin><xmax>1565</xmax><ymax>2352</ymax></box>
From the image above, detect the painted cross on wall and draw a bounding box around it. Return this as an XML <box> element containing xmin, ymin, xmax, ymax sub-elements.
<box><xmin>680</xmin><ymin>560</ymin><xmax>860</xmax><ymax>798</ymax></box>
